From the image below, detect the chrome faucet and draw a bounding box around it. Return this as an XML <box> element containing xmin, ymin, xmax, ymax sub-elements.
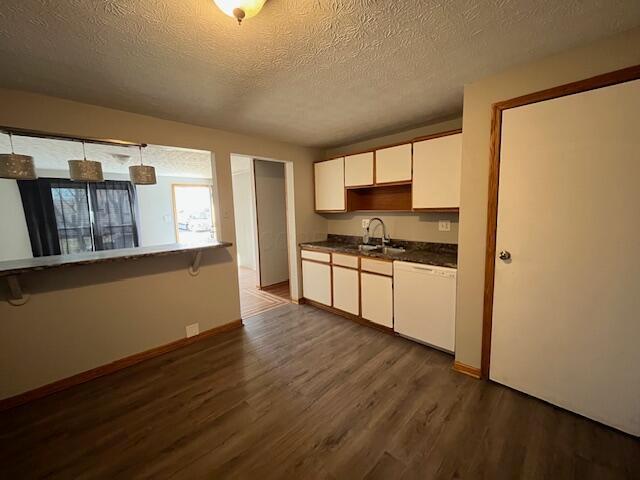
<box><xmin>364</xmin><ymin>217</ymin><xmax>390</xmax><ymax>246</ymax></box>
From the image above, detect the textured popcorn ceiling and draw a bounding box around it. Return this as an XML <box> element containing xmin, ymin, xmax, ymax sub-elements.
<box><xmin>0</xmin><ymin>134</ymin><xmax>212</xmax><ymax>178</ymax></box>
<box><xmin>0</xmin><ymin>1</ymin><xmax>639</xmax><ymax>148</ymax></box>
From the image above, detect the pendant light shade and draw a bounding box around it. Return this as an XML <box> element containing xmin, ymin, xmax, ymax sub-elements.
<box><xmin>0</xmin><ymin>133</ymin><xmax>37</xmax><ymax>180</ymax></box>
<box><xmin>129</xmin><ymin>146</ymin><xmax>157</xmax><ymax>185</ymax></box>
<box><xmin>68</xmin><ymin>142</ymin><xmax>104</xmax><ymax>182</ymax></box>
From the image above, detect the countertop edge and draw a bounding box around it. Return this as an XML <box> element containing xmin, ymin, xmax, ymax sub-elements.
<box><xmin>299</xmin><ymin>242</ymin><xmax>457</xmax><ymax>269</ymax></box>
<box><xmin>0</xmin><ymin>242</ymin><xmax>233</xmax><ymax>277</ymax></box>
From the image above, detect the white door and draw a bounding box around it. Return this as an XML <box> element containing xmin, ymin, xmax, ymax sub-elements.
<box><xmin>302</xmin><ymin>260</ymin><xmax>331</xmax><ymax>306</ymax></box>
<box><xmin>412</xmin><ymin>133</ymin><xmax>462</xmax><ymax>209</ymax></box>
<box><xmin>314</xmin><ymin>158</ymin><xmax>345</xmax><ymax>211</ymax></box>
<box><xmin>361</xmin><ymin>272</ymin><xmax>393</xmax><ymax>328</ymax></box>
<box><xmin>491</xmin><ymin>79</ymin><xmax>640</xmax><ymax>436</ymax></box>
<box><xmin>375</xmin><ymin>144</ymin><xmax>412</xmax><ymax>184</ymax></box>
<box><xmin>332</xmin><ymin>266</ymin><xmax>359</xmax><ymax>315</ymax></box>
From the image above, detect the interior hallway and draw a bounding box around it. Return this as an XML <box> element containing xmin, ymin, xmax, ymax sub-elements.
<box><xmin>238</xmin><ymin>267</ymin><xmax>290</xmax><ymax>319</ymax></box>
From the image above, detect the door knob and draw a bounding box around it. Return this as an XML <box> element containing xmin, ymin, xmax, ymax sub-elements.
<box><xmin>499</xmin><ymin>250</ymin><xmax>511</xmax><ymax>261</ymax></box>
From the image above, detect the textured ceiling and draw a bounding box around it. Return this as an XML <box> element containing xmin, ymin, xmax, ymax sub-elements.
<box><xmin>0</xmin><ymin>134</ymin><xmax>212</xmax><ymax>178</ymax></box>
<box><xmin>0</xmin><ymin>1</ymin><xmax>639</xmax><ymax>148</ymax></box>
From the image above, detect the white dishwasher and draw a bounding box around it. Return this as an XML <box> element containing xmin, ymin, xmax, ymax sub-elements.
<box><xmin>393</xmin><ymin>261</ymin><xmax>456</xmax><ymax>353</ymax></box>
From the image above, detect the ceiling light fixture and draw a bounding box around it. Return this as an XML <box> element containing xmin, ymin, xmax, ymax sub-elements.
<box><xmin>0</xmin><ymin>132</ymin><xmax>37</xmax><ymax>180</ymax></box>
<box><xmin>68</xmin><ymin>141</ymin><xmax>104</xmax><ymax>182</ymax></box>
<box><xmin>129</xmin><ymin>145</ymin><xmax>157</xmax><ymax>185</ymax></box>
<box><xmin>213</xmin><ymin>0</ymin><xmax>267</xmax><ymax>25</ymax></box>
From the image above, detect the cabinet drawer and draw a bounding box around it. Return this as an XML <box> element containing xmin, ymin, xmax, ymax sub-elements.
<box><xmin>360</xmin><ymin>258</ymin><xmax>393</xmax><ymax>276</ymax></box>
<box><xmin>332</xmin><ymin>253</ymin><xmax>359</xmax><ymax>269</ymax></box>
<box><xmin>301</xmin><ymin>249</ymin><xmax>330</xmax><ymax>263</ymax></box>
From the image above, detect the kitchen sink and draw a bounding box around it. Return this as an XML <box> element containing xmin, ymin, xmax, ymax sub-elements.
<box><xmin>358</xmin><ymin>244</ymin><xmax>380</xmax><ymax>251</ymax></box>
<box><xmin>381</xmin><ymin>246</ymin><xmax>406</xmax><ymax>254</ymax></box>
<box><xmin>357</xmin><ymin>244</ymin><xmax>406</xmax><ymax>254</ymax></box>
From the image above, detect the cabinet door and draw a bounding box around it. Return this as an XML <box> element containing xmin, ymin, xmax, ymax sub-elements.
<box><xmin>375</xmin><ymin>144</ymin><xmax>412</xmax><ymax>184</ymax></box>
<box><xmin>345</xmin><ymin>152</ymin><xmax>374</xmax><ymax>187</ymax></box>
<box><xmin>315</xmin><ymin>158</ymin><xmax>345</xmax><ymax>211</ymax></box>
<box><xmin>332</xmin><ymin>266</ymin><xmax>359</xmax><ymax>315</ymax></box>
<box><xmin>302</xmin><ymin>260</ymin><xmax>331</xmax><ymax>306</ymax></box>
<box><xmin>412</xmin><ymin>133</ymin><xmax>462</xmax><ymax>209</ymax></box>
<box><xmin>361</xmin><ymin>272</ymin><xmax>393</xmax><ymax>327</ymax></box>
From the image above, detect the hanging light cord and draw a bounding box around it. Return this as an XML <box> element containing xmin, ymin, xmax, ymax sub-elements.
<box><xmin>8</xmin><ymin>132</ymin><xmax>15</xmax><ymax>153</ymax></box>
<box><xmin>82</xmin><ymin>141</ymin><xmax>87</xmax><ymax>161</ymax></box>
<box><xmin>139</xmin><ymin>145</ymin><xmax>144</xmax><ymax>165</ymax></box>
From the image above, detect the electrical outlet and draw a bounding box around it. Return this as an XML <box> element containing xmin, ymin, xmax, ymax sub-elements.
<box><xmin>362</xmin><ymin>219</ymin><xmax>370</xmax><ymax>228</ymax></box>
<box><xmin>438</xmin><ymin>220</ymin><xmax>451</xmax><ymax>232</ymax></box>
<box><xmin>185</xmin><ymin>323</ymin><xmax>200</xmax><ymax>338</ymax></box>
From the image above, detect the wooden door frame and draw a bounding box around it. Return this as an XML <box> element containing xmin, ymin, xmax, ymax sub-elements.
<box><xmin>481</xmin><ymin>64</ymin><xmax>640</xmax><ymax>379</ymax></box>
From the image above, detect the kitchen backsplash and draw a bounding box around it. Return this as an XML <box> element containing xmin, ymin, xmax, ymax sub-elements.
<box><xmin>324</xmin><ymin>211</ymin><xmax>459</xmax><ymax>244</ymax></box>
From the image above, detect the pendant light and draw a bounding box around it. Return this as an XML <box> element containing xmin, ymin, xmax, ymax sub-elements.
<box><xmin>213</xmin><ymin>0</ymin><xmax>267</xmax><ymax>24</ymax></box>
<box><xmin>0</xmin><ymin>132</ymin><xmax>37</xmax><ymax>180</ymax></box>
<box><xmin>68</xmin><ymin>141</ymin><xmax>104</xmax><ymax>182</ymax></box>
<box><xmin>129</xmin><ymin>145</ymin><xmax>157</xmax><ymax>185</ymax></box>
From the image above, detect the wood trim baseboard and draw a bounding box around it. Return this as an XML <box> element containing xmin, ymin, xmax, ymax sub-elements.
<box><xmin>453</xmin><ymin>360</ymin><xmax>481</xmax><ymax>379</ymax></box>
<box><xmin>0</xmin><ymin>319</ymin><xmax>243</xmax><ymax>412</ymax></box>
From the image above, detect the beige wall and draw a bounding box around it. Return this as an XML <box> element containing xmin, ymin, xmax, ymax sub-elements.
<box><xmin>323</xmin><ymin>117</ymin><xmax>463</xmax><ymax>244</ymax></box>
<box><xmin>326</xmin><ymin>212</ymin><xmax>458</xmax><ymax>244</ymax></box>
<box><xmin>455</xmin><ymin>26</ymin><xmax>640</xmax><ymax>369</ymax></box>
<box><xmin>0</xmin><ymin>89</ymin><xmax>325</xmax><ymax>399</ymax></box>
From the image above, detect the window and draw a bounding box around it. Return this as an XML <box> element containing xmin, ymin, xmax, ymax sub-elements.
<box><xmin>172</xmin><ymin>184</ymin><xmax>216</xmax><ymax>244</ymax></box>
<box><xmin>18</xmin><ymin>178</ymin><xmax>139</xmax><ymax>257</ymax></box>
<box><xmin>51</xmin><ymin>182</ymin><xmax>93</xmax><ymax>254</ymax></box>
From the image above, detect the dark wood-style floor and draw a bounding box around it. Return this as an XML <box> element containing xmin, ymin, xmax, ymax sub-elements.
<box><xmin>1</xmin><ymin>304</ymin><xmax>638</xmax><ymax>479</ymax></box>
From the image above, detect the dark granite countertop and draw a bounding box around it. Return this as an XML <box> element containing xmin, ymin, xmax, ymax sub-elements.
<box><xmin>300</xmin><ymin>235</ymin><xmax>457</xmax><ymax>269</ymax></box>
<box><xmin>0</xmin><ymin>241</ymin><xmax>233</xmax><ymax>277</ymax></box>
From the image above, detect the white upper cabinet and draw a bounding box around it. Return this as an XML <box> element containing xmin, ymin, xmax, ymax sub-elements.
<box><xmin>375</xmin><ymin>143</ymin><xmax>412</xmax><ymax>184</ymax></box>
<box><xmin>314</xmin><ymin>158</ymin><xmax>345</xmax><ymax>211</ymax></box>
<box><xmin>412</xmin><ymin>132</ymin><xmax>462</xmax><ymax>209</ymax></box>
<box><xmin>344</xmin><ymin>152</ymin><xmax>374</xmax><ymax>187</ymax></box>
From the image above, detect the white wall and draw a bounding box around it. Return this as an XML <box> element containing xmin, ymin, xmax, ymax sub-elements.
<box><xmin>231</xmin><ymin>157</ymin><xmax>257</xmax><ymax>270</ymax></box>
<box><xmin>254</xmin><ymin>160</ymin><xmax>289</xmax><ymax>287</ymax></box>
<box><xmin>0</xmin><ymin>179</ymin><xmax>32</xmax><ymax>261</ymax></box>
<box><xmin>136</xmin><ymin>174</ymin><xmax>213</xmax><ymax>247</ymax></box>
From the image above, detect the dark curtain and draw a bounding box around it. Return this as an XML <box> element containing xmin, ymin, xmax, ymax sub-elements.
<box><xmin>17</xmin><ymin>178</ymin><xmax>63</xmax><ymax>257</ymax></box>
<box><xmin>18</xmin><ymin>178</ymin><xmax>139</xmax><ymax>257</ymax></box>
<box><xmin>89</xmin><ymin>181</ymin><xmax>139</xmax><ymax>251</ymax></box>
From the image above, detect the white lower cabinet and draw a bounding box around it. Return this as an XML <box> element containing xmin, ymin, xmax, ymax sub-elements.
<box><xmin>302</xmin><ymin>260</ymin><xmax>331</xmax><ymax>306</ymax></box>
<box><xmin>332</xmin><ymin>266</ymin><xmax>359</xmax><ymax>315</ymax></box>
<box><xmin>360</xmin><ymin>272</ymin><xmax>393</xmax><ymax>328</ymax></box>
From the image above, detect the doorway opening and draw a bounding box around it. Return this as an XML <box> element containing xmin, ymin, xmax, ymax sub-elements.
<box><xmin>172</xmin><ymin>184</ymin><xmax>216</xmax><ymax>244</ymax></box>
<box><xmin>231</xmin><ymin>155</ymin><xmax>295</xmax><ymax>319</ymax></box>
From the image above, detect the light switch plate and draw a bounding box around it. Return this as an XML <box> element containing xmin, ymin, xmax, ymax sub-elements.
<box><xmin>438</xmin><ymin>220</ymin><xmax>451</xmax><ymax>232</ymax></box>
<box><xmin>362</xmin><ymin>219</ymin><xmax>370</xmax><ymax>228</ymax></box>
<box><xmin>186</xmin><ymin>323</ymin><xmax>200</xmax><ymax>338</ymax></box>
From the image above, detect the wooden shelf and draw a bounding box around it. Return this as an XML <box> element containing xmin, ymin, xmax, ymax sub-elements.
<box><xmin>346</xmin><ymin>184</ymin><xmax>412</xmax><ymax>211</ymax></box>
